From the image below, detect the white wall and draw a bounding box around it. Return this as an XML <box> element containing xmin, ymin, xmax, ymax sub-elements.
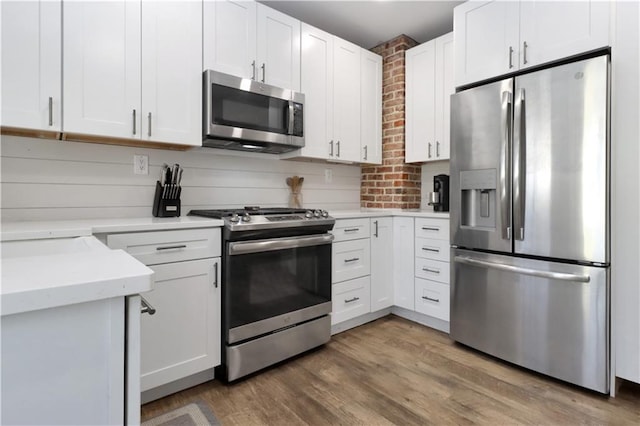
<box><xmin>0</xmin><ymin>136</ymin><xmax>361</xmax><ymax>221</ymax></box>
<box><xmin>421</xmin><ymin>160</ymin><xmax>450</xmax><ymax>212</ymax></box>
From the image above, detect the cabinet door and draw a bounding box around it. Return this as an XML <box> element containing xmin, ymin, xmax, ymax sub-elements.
<box><xmin>332</xmin><ymin>238</ymin><xmax>371</xmax><ymax>284</ymax></box>
<box><xmin>434</xmin><ymin>32</ymin><xmax>454</xmax><ymax>161</ymax></box>
<box><xmin>298</xmin><ymin>23</ymin><xmax>334</xmax><ymax>160</ymax></box>
<box><xmin>370</xmin><ymin>218</ymin><xmax>393</xmax><ymax>311</ymax></box>
<box><xmin>393</xmin><ymin>217</ymin><xmax>415</xmax><ymax>310</ymax></box>
<box><xmin>203</xmin><ymin>0</ymin><xmax>256</xmax><ymax>79</ymax></box>
<box><xmin>454</xmin><ymin>0</ymin><xmax>519</xmax><ymax>87</ymax></box>
<box><xmin>140</xmin><ymin>258</ymin><xmax>220</xmax><ymax>391</ymax></box>
<box><xmin>360</xmin><ymin>50</ymin><xmax>382</xmax><ymax>164</ymax></box>
<box><xmin>519</xmin><ymin>0</ymin><xmax>610</xmax><ymax>70</ymax></box>
<box><xmin>333</xmin><ymin>37</ymin><xmax>361</xmax><ymax>162</ymax></box>
<box><xmin>256</xmin><ymin>4</ymin><xmax>300</xmax><ymax>91</ymax></box>
<box><xmin>63</xmin><ymin>1</ymin><xmax>141</xmax><ymax>138</ymax></box>
<box><xmin>405</xmin><ymin>40</ymin><xmax>436</xmax><ymax>163</ymax></box>
<box><xmin>142</xmin><ymin>1</ymin><xmax>202</xmax><ymax>145</ymax></box>
<box><xmin>1</xmin><ymin>0</ymin><xmax>61</xmax><ymax>131</ymax></box>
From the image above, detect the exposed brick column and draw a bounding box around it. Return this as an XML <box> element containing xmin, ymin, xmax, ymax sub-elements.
<box><xmin>361</xmin><ymin>34</ymin><xmax>421</xmax><ymax>209</ymax></box>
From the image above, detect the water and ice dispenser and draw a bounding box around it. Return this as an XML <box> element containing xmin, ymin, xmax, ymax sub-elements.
<box><xmin>460</xmin><ymin>169</ymin><xmax>497</xmax><ymax>229</ymax></box>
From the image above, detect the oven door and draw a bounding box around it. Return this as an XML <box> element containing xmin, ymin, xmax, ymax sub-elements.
<box><xmin>225</xmin><ymin>234</ymin><xmax>333</xmax><ymax>344</ymax></box>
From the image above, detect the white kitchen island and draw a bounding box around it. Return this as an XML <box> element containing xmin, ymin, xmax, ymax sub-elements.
<box><xmin>1</xmin><ymin>236</ymin><xmax>154</xmax><ymax>425</ymax></box>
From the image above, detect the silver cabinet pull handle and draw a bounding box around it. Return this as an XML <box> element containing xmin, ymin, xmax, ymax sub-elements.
<box><xmin>329</xmin><ymin>140</ymin><xmax>334</xmax><ymax>156</ymax></box>
<box><xmin>213</xmin><ymin>262</ymin><xmax>219</xmax><ymax>288</ymax></box>
<box><xmin>132</xmin><ymin>109</ymin><xmax>137</xmax><ymax>135</ymax></box>
<box><xmin>428</xmin><ymin>142</ymin><xmax>432</xmax><ymax>158</ymax></box>
<box><xmin>436</xmin><ymin>141</ymin><xmax>440</xmax><ymax>157</ymax></box>
<box><xmin>508</xmin><ymin>46</ymin><xmax>514</xmax><ymax>69</ymax></box>
<box><xmin>48</xmin><ymin>97</ymin><xmax>53</xmax><ymax>126</ymax></box>
<box><xmin>148</xmin><ymin>112</ymin><xmax>152</xmax><ymax>137</ymax></box>
<box><xmin>345</xmin><ymin>297</ymin><xmax>360</xmax><ymax>303</ymax></box>
<box><xmin>344</xmin><ymin>257</ymin><xmax>360</xmax><ymax>263</ymax></box>
<box><xmin>156</xmin><ymin>244</ymin><xmax>187</xmax><ymax>251</ymax></box>
<box><xmin>454</xmin><ymin>256</ymin><xmax>591</xmax><ymax>283</ymax></box>
<box><xmin>363</xmin><ymin>145</ymin><xmax>368</xmax><ymax>161</ymax></box>
<box><xmin>336</xmin><ymin>140</ymin><xmax>340</xmax><ymax>157</ymax></box>
<box><xmin>251</xmin><ymin>60</ymin><xmax>256</xmax><ymax>80</ymax></box>
<box><xmin>261</xmin><ymin>63</ymin><xmax>266</xmax><ymax>82</ymax></box>
<box><xmin>140</xmin><ymin>296</ymin><xmax>156</xmax><ymax>315</ymax></box>
<box><xmin>523</xmin><ymin>41</ymin><xmax>528</xmax><ymax>65</ymax></box>
<box><xmin>422</xmin><ymin>247</ymin><xmax>440</xmax><ymax>253</ymax></box>
<box><xmin>422</xmin><ymin>296</ymin><xmax>440</xmax><ymax>303</ymax></box>
<box><xmin>421</xmin><ymin>226</ymin><xmax>439</xmax><ymax>231</ymax></box>
<box><xmin>422</xmin><ymin>267</ymin><xmax>440</xmax><ymax>274</ymax></box>
<box><xmin>373</xmin><ymin>220</ymin><xmax>378</xmax><ymax>237</ymax></box>
<box><xmin>344</xmin><ymin>228</ymin><xmax>360</xmax><ymax>233</ymax></box>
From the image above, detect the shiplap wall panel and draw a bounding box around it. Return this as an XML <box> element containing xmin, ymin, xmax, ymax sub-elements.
<box><xmin>0</xmin><ymin>136</ymin><xmax>361</xmax><ymax>221</ymax></box>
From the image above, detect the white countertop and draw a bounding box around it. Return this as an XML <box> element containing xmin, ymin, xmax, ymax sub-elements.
<box><xmin>329</xmin><ymin>209</ymin><xmax>450</xmax><ymax>219</ymax></box>
<box><xmin>1</xmin><ymin>216</ymin><xmax>224</xmax><ymax>242</ymax></box>
<box><xmin>1</xmin><ymin>236</ymin><xmax>154</xmax><ymax>316</ymax></box>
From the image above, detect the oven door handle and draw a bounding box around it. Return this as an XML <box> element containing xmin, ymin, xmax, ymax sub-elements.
<box><xmin>228</xmin><ymin>234</ymin><xmax>334</xmax><ymax>255</ymax></box>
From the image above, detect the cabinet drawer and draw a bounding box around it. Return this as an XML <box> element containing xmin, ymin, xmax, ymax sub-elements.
<box><xmin>415</xmin><ymin>218</ymin><xmax>449</xmax><ymax>240</ymax></box>
<box><xmin>331</xmin><ymin>218</ymin><xmax>371</xmax><ymax>242</ymax></box>
<box><xmin>415</xmin><ymin>258</ymin><xmax>450</xmax><ymax>284</ymax></box>
<box><xmin>332</xmin><ymin>239</ymin><xmax>370</xmax><ymax>283</ymax></box>
<box><xmin>107</xmin><ymin>228</ymin><xmax>221</xmax><ymax>266</ymax></box>
<box><xmin>332</xmin><ymin>276</ymin><xmax>371</xmax><ymax>325</ymax></box>
<box><xmin>415</xmin><ymin>237</ymin><xmax>449</xmax><ymax>262</ymax></box>
<box><xmin>415</xmin><ymin>278</ymin><xmax>450</xmax><ymax>321</ymax></box>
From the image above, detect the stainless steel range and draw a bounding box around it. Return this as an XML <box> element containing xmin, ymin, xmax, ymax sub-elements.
<box><xmin>188</xmin><ymin>207</ymin><xmax>334</xmax><ymax>381</ymax></box>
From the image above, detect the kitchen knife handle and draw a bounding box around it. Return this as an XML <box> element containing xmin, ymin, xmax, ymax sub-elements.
<box><xmin>500</xmin><ymin>91</ymin><xmax>513</xmax><ymax>241</ymax></box>
<box><xmin>132</xmin><ymin>109</ymin><xmax>137</xmax><ymax>135</ymax></box>
<box><xmin>48</xmin><ymin>97</ymin><xmax>53</xmax><ymax>126</ymax></box>
<box><xmin>148</xmin><ymin>112</ymin><xmax>152</xmax><ymax>137</ymax></box>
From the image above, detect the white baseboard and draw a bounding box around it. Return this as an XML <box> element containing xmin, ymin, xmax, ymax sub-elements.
<box><xmin>391</xmin><ymin>306</ymin><xmax>450</xmax><ymax>334</ymax></box>
<box><xmin>331</xmin><ymin>308</ymin><xmax>392</xmax><ymax>335</ymax></box>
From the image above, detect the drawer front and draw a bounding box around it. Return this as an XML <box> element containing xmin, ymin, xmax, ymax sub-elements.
<box><xmin>415</xmin><ymin>278</ymin><xmax>450</xmax><ymax>321</ymax></box>
<box><xmin>415</xmin><ymin>218</ymin><xmax>449</xmax><ymax>241</ymax></box>
<box><xmin>415</xmin><ymin>258</ymin><xmax>450</xmax><ymax>284</ymax></box>
<box><xmin>332</xmin><ymin>239</ymin><xmax>371</xmax><ymax>283</ymax></box>
<box><xmin>415</xmin><ymin>237</ymin><xmax>449</xmax><ymax>262</ymax></box>
<box><xmin>331</xmin><ymin>218</ymin><xmax>371</xmax><ymax>242</ymax></box>
<box><xmin>107</xmin><ymin>228</ymin><xmax>221</xmax><ymax>265</ymax></box>
<box><xmin>332</xmin><ymin>276</ymin><xmax>371</xmax><ymax>325</ymax></box>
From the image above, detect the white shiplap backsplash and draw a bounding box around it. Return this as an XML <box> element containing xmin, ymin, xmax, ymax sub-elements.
<box><xmin>0</xmin><ymin>136</ymin><xmax>362</xmax><ymax>222</ymax></box>
<box><xmin>420</xmin><ymin>161</ymin><xmax>450</xmax><ymax>212</ymax></box>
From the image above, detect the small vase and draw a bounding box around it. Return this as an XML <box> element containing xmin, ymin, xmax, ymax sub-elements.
<box><xmin>289</xmin><ymin>192</ymin><xmax>303</xmax><ymax>209</ymax></box>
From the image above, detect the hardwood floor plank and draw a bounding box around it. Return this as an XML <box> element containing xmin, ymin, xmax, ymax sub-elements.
<box><xmin>142</xmin><ymin>316</ymin><xmax>640</xmax><ymax>425</ymax></box>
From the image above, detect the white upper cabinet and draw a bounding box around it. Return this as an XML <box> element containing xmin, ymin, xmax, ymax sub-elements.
<box><xmin>360</xmin><ymin>50</ymin><xmax>383</xmax><ymax>164</ymax></box>
<box><xmin>64</xmin><ymin>1</ymin><xmax>202</xmax><ymax>145</ymax></box>
<box><xmin>141</xmin><ymin>1</ymin><xmax>202</xmax><ymax>145</ymax></box>
<box><xmin>333</xmin><ymin>37</ymin><xmax>361</xmax><ymax>163</ymax></box>
<box><xmin>204</xmin><ymin>0</ymin><xmax>301</xmax><ymax>91</ymax></box>
<box><xmin>454</xmin><ymin>0</ymin><xmax>610</xmax><ymax>87</ymax></box>
<box><xmin>63</xmin><ymin>1</ymin><xmax>141</xmax><ymax>138</ymax></box>
<box><xmin>1</xmin><ymin>0</ymin><xmax>61</xmax><ymax>131</ymax></box>
<box><xmin>406</xmin><ymin>32</ymin><xmax>453</xmax><ymax>163</ymax></box>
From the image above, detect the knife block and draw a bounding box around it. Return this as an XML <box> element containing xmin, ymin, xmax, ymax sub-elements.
<box><xmin>152</xmin><ymin>181</ymin><xmax>181</xmax><ymax>217</ymax></box>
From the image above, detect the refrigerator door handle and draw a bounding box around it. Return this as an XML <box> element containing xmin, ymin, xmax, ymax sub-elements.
<box><xmin>454</xmin><ymin>256</ymin><xmax>591</xmax><ymax>283</ymax></box>
<box><xmin>513</xmin><ymin>88</ymin><xmax>526</xmax><ymax>241</ymax></box>
<box><xmin>500</xmin><ymin>91</ymin><xmax>513</xmax><ymax>241</ymax></box>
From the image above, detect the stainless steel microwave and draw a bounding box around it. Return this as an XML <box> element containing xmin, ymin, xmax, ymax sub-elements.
<box><xmin>203</xmin><ymin>70</ymin><xmax>304</xmax><ymax>154</ymax></box>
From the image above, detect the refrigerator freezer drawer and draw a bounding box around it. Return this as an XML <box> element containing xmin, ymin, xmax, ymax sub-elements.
<box><xmin>450</xmin><ymin>249</ymin><xmax>609</xmax><ymax>393</ymax></box>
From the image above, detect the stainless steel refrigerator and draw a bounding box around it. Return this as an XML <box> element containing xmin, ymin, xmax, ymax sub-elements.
<box><xmin>450</xmin><ymin>55</ymin><xmax>610</xmax><ymax>393</ymax></box>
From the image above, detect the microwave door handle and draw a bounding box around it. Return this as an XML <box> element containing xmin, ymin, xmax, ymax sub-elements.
<box><xmin>287</xmin><ymin>102</ymin><xmax>295</xmax><ymax>134</ymax></box>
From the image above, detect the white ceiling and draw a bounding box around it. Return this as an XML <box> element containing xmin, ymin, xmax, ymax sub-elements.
<box><xmin>258</xmin><ymin>0</ymin><xmax>464</xmax><ymax>49</ymax></box>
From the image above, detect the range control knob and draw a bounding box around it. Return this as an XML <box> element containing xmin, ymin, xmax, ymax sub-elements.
<box><xmin>229</xmin><ymin>213</ymin><xmax>240</xmax><ymax>223</ymax></box>
<box><xmin>242</xmin><ymin>212</ymin><xmax>252</xmax><ymax>222</ymax></box>
<box><xmin>305</xmin><ymin>210</ymin><xmax>313</xmax><ymax>219</ymax></box>
<box><xmin>321</xmin><ymin>210</ymin><xmax>329</xmax><ymax>218</ymax></box>
<box><xmin>313</xmin><ymin>209</ymin><xmax>321</xmax><ymax>218</ymax></box>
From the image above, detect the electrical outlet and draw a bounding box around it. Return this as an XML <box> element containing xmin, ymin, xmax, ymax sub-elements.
<box><xmin>324</xmin><ymin>168</ymin><xmax>333</xmax><ymax>184</ymax></box>
<box><xmin>134</xmin><ymin>155</ymin><xmax>148</xmax><ymax>175</ymax></box>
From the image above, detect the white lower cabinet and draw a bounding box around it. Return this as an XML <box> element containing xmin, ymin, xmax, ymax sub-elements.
<box><xmin>415</xmin><ymin>278</ymin><xmax>450</xmax><ymax>321</ymax></box>
<box><xmin>332</xmin><ymin>276</ymin><xmax>371</xmax><ymax>324</ymax></box>
<box><xmin>332</xmin><ymin>238</ymin><xmax>370</xmax><ymax>283</ymax></box>
<box><xmin>370</xmin><ymin>217</ymin><xmax>393</xmax><ymax>311</ymax></box>
<box><xmin>106</xmin><ymin>227</ymin><xmax>221</xmax><ymax>401</ymax></box>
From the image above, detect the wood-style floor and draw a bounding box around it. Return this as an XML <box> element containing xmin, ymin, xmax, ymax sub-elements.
<box><xmin>141</xmin><ymin>316</ymin><xmax>640</xmax><ymax>425</ymax></box>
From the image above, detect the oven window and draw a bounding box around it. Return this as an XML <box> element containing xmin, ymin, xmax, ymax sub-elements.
<box><xmin>211</xmin><ymin>84</ymin><xmax>288</xmax><ymax>134</ymax></box>
<box><xmin>226</xmin><ymin>242</ymin><xmax>331</xmax><ymax>330</ymax></box>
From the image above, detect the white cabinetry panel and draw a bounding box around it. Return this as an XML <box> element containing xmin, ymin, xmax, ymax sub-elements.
<box><xmin>393</xmin><ymin>217</ymin><xmax>415</xmax><ymax>310</ymax></box>
<box><xmin>332</xmin><ymin>276</ymin><xmax>371</xmax><ymax>325</ymax></box>
<box><xmin>370</xmin><ymin>217</ymin><xmax>393</xmax><ymax>311</ymax></box>
<box><xmin>333</xmin><ymin>37</ymin><xmax>361</xmax><ymax>162</ymax></box>
<box><xmin>1</xmin><ymin>0</ymin><xmax>61</xmax><ymax>131</ymax></box>
<box><xmin>332</xmin><ymin>238</ymin><xmax>371</xmax><ymax>284</ymax></box>
<box><xmin>360</xmin><ymin>50</ymin><xmax>382</xmax><ymax>164</ymax></box>
<box><xmin>415</xmin><ymin>278</ymin><xmax>450</xmax><ymax>321</ymax></box>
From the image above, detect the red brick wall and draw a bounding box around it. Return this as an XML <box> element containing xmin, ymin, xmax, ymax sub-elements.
<box><xmin>361</xmin><ymin>34</ymin><xmax>421</xmax><ymax>209</ymax></box>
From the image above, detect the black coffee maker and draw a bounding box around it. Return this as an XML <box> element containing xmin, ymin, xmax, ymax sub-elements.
<box><xmin>427</xmin><ymin>174</ymin><xmax>449</xmax><ymax>212</ymax></box>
